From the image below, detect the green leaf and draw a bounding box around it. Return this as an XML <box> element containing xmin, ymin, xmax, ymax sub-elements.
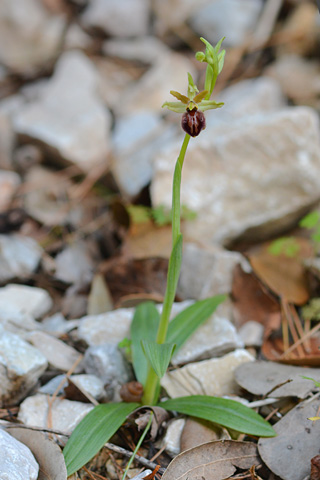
<box><xmin>299</xmin><ymin>211</ymin><xmax>320</xmax><ymax>229</ymax></box>
<box><xmin>268</xmin><ymin>237</ymin><xmax>300</xmax><ymax>257</ymax></box>
<box><xmin>301</xmin><ymin>375</ymin><xmax>320</xmax><ymax>389</ymax></box>
<box><xmin>167</xmin><ymin>295</ymin><xmax>227</xmax><ymax>352</ymax></box>
<box><xmin>141</xmin><ymin>340</ymin><xmax>176</xmax><ymax>378</ymax></box>
<box><xmin>63</xmin><ymin>402</ymin><xmax>139</xmax><ymax>476</ymax></box>
<box><xmin>127</xmin><ymin>205</ymin><xmax>151</xmax><ymax>224</ymax></box>
<box><xmin>131</xmin><ymin>302</ymin><xmax>160</xmax><ymax>386</ymax></box>
<box><xmin>159</xmin><ymin>396</ymin><xmax>276</xmax><ymax>437</ymax></box>
<box><xmin>152</xmin><ymin>205</ymin><xmax>172</xmax><ymax>226</ymax></box>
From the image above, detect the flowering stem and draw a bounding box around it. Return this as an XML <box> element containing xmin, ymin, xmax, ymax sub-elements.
<box><xmin>142</xmin><ymin>133</ymin><xmax>190</xmax><ymax>405</ymax></box>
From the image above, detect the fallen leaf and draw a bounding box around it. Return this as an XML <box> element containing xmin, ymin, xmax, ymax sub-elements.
<box><xmin>235</xmin><ymin>361</ymin><xmax>320</xmax><ymax>398</ymax></box>
<box><xmin>87</xmin><ymin>273</ymin><xmax>113</xmax><ymax>315</ymax></box>
<box><xmin>6</xmin><ymin>426</ymin><xmax>67</xmax><ymax>480</ymax></box>
<box><xmin>258</xmin><ymin>397</ymin><xmax>320</xmax><ymax>480</ymax></box>
<box><xmin>123</xmin><ymin>222</ymin><xmax>172</xmax><ymax>259</ymax></box>
<box><xmin>130</xmin><ymin>406</ymin><xmax>170</xmax><ymax>441</ymax></box>
<box><xmin>232</xmin><ymin>264</ymin><xmax>281</xmax><ymax>336</ymax></box>
<box><xmin>248</xmin><ymin>242</ymin><xmax>311</xmax><ymax>305</ymax></box>
<box><xmin>161</xmin><ymin>440</ymin><xmax>260</xmax><ymax>480</ymax></box>
<box><xmin>180</xmin><ymin>418</ymin><xmax>230</xmax><ymax>452</ymax></box>
<box><xmin>262</xmin><ymin>335</ymin><xmax>320</xmax><ymax>366</ymax></box>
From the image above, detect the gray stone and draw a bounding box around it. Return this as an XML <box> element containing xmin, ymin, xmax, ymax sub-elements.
<box><xmin>0</xmin><ymin>284</ymin><xmax>52</xmax><ymax>319</ymax></box>
<box><xmin>81</xmin><ymin>0</ymin><xmax>149</xmax><ymax>37</ymax></box>
<box><xmin>151</xmin><ymin>107</ymin><xmax>320</xmax><ymax>246</ymax></box>
<box><xmin>0</xmin><ymin>304</ymin><xmax>40</xmax><ymax>337</ymax></box>
<box><xmin>54</xmin><ymin>241</ymin><xmax>95</xmax><ymax>285</ymax></box>
<box><xmin>0</xmin><ymin>235</ymin><xmax>42</xmax><ymax>283</ymax></box>
<box><xmin>171</xmin><ymin>300</ymin><xmax>243</xmax><ymax>366</ymax></box>
<box><xmin>18</xmin><ymin>394</ymin><xmax>93</xmax><ymax>434</ymax></box>
<box><xmin>70</xmin><ymin>374</ymin><xmax>105</xmax><ymax>401</ymax></box>
<box><xmin>0</xmin><ymin>113</ymin><xmax>15</xmax><ymax>169</ymax></box>
<box><xmin>77</xmin><ymin>308</ymin><xmax>133</xmax><ymax>346</ymax></box>
<box><xmin>84</xmin><ymin>344</ymin><xmax>132</xmax><ymax>400</ymax></box>
<box><xmin>103</xmin><ymin>37</ymin><xmax>169</xmax><ymax>65</ymax></box>
<box><xmin>27</xmin><ymin>331</ymin><xmax>83</xmax><ymax>373</ymax></box>
<box><xmin>0</xmin><ymin>0</ymin><xmax>65</xmax><ymax>73</ymax></box>
<box><xmin>13</xmin><ymin>51</ymin><xmax>111</xmax><ymax>171</ymax></box>
<box><xmin>161</xmin><ymin>349</ymin><xmax>254</xmax><ymax>398</ymax></box>
<box><xmin>112</xmin><ymin>112</ymin><xmax>175</xmax><ymax>196</ymax></box>
<box><xmin>177</xmin><ymin>242</ymin><xmax>250</xmax><ymax>300</ymax></box>
<box><xmin>0</xmin><ymin>428</ymin><xmax>39</xmax><ymax>480</ymax></box>
<box><xmin>41</xmin><ymin>313</ymin><xmax>80</xmax><ymax>336</ymax></box>
<box><xmin>190</xmin><ymin>0</ymin><xmax>263</xmax><ymax>47</ymax></box>
<box><xmin>0</xmin><ymin>325</ymin><xmax>48</xmax><ymax>406</ymax></box>
<box><xmin>153</xmin><ymin>0</ymin><xmax>208</xmax><ymax>33</ymax></box>
<box><xmin>0</xmin><ymin>170</ymin><xmax>20</xmax><ymax>210</ymax></box>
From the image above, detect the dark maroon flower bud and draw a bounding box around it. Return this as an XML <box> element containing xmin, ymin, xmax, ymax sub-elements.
<box><xmin>181</xmin><ymin>108</ymin><xmax>206</xmax><ymax>137</ymax></box>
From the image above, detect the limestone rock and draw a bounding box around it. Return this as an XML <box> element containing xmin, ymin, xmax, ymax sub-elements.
<box><xmin>112</xmin><ymin>111</ymin><xmax>175</xmax><ymax>196</ymax></box>
<box><xmin>69</xmin><ymin>374</ymin><xmax>105</xmax><ymax>401</ymax></box>
<box><xmin>0</xmin><ymin>325</ymin><xmax>48</xmax><ymax>407</ymax></box>
<box><xmin>81</xmin><ymin>0</ymin><xmax>149</xmax><ymax>37</ymax></box>
<box><xmin>0</xmin><ymin>235</ymin><xmax>42</xmax><ymax>283</ymax></box>
<box><xmin>161</xmin><ymin>349</ymin><xmax>255</xmax><ymax>398</ymax></box>
<box><xmin>170</xmin><ymin>300</ymin><xmax>243</xmax><ymax>366</ymax></box>
<box><xmin>13</xmin><ymin>50</ymin><xmax>111</xmax><ymax>171</ymax></box>
<box><xmin>0</xmin><ymin>304</ymin><xmax>40</xmax><ymax>337</ymax></box>
<box><xmin>0</xmin><ymin>113</ymin><xmax>15</xmax><ymax>169</ymax></box>
<box><xmin>161</xmin><ymin>418</ymin><xmax>185</xmax><ymax>457</ymax></box>
<box><xmin>0</xmin><ymin>429</ymin><xmax>39</xmax><ymax>480</ymax></box>
<box><xmin>0</xmin><ymin>0</ymin><xmax>66</xmax><ymax>73</ymax></box>
<box><xmin>238</xmin><ymin>321</ymin><xmax>264</xmax><ymax>347</ymax></box>
<box><xmin>18</xmin><ymin>394</ymin><xmax>93</xmax><ymax>434</ymax></box>
<box><xmin>177</xmin><ymin>243</ymin><xmax>250</xmax><ymax>300</ymax></box>
<box><xmin>27</xmin><ymin>331</ymin><xmax>83</xmax><ymax>373</ymax></box>
<box><xmin>190</xmin><ymin>0</ymin><xmax>263</xmax><ymax>47</ymax></box>
<box><xmin>0</xmin><ymin>284</ymin><xmax>52</xmax><ymax>319</ymax></box>
<box><xmin>54</xmin><ymin>241</ymin><xmax>95</xmax><ymax>285</ymax></box>
<box><xmin>151</xmin><ymin>107</ymin><xmax>320</xmax><ymax>246</ymax></box>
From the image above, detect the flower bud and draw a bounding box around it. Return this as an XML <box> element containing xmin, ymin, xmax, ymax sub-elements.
<box><xmin>195</xmin><ymin>52</ymin><xmax>205</xmax><ymax>62</ymax></box>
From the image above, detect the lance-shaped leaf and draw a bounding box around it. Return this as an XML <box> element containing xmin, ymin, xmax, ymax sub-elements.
<box><xmin>131</xmin><ymin>302</ymin><xmax>160</xmax><ymax>386</ymax></box>
<box><xmin>63</xmin><ymin>402</ymin><xmax>139</xmax><ymax>476</ymax></box>
<box><xmin>160</xmin><ymin>396</ymin><xmax>276</xmax><ymax>437</ymax></box>
<box><xmin>141</xmin><ymin>340</ymin><xmax>176</xmax><ymax>379</ymax></box>
<box><xmin>167</xmin><ymin>295</ymin><xmax>227</xmax><ymax>352</ymax></box>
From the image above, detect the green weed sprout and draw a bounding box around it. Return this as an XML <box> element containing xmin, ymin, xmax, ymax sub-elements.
<box><xmin>63</xmin><ymin>37</ymin><xmax>275</xmax><ymax>477</ymax></box>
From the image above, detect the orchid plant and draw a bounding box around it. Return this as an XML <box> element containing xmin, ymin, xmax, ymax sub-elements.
<box><xmin>63</xmin><ymin>37</ymin><xmax>275</xmax><ymax>477</ymax></box>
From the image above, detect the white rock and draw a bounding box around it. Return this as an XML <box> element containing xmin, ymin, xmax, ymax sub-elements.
<box><xmin>171</xmin><ymin>301</ymin><xmax>243</xmax><ymax>366</ymax></box>
<box><xmin>0</xmin><ymin>284</ymin><xmax>52</xmax><ymax>319</ymax></box>
<box><xmin>18</xmin><ymin>394</ymin><xmax>93</xmax><ymax>433</ymax></box>
<box><xmin>27</xmin><ymin>331</ymin><xmax>83</xmax><ymax>373</ymax></box>
<box><xmin>81</xmin><ymin>0</ymin><xmax>149</xmax><ymax>37</ymax></box>
<box><xmin>0</xmin><ymin>170</ymin><xmax>20</xmax><ymax>210</ymax></box>
<box><xmin>0</xmin><ymin>304</ymin><xmax>40</xmax><ymax>337</ymax></box>
<box><xmin>153</xmin><ymin>0</ymin><xmax>208</xmax><ymax>32</ymax></box>
<box><xmin>207</xmin><ymin>76</ymin><xmax>286</xmax><ymax>129</ymax></box>
<box><xmin>117</xmin><ymin>52</ymin><xmax>195</xmax><ymax>114</ymax></box>
<box><xmin>161</xmin><ymin>349</ymin><xmax>255</xmax><ymax>398</ymax></box>
<box><xmin>0</xmin><ymin>235</ymin><xmax>42</xmax><ymax>283</ymax></box>
<box><xmin>238</xmin><ymin>321</ymin><xmax>264</xmax><ymax>347</ymax></box>
<box><xmin>162</xmin><ymin>418</ymin><xmax>185</xmax><ymax>457</ymax></box>
<box><xmin>151</xmin><ymin>107</ymin><xmax>320</xmax><ymax>246</ymax></box>
<box><xmin>64</xmin><ymin>23</ymin><xmax>93</xmax><ymax>50</ymax></box>
<box><xmin>0</xmin><ymin>429</ymin><xmax>39</xmax><ymax>480</ymax></box>
<box><xmin>0</xmin><ymin>113</ymin><xmax>15</xmax><ymax>169</ymax></box>
<box><xmin>112</xmin><ymin>112</ymin><xmax>175</xmax><ymax>196</ymax></box>
<box><xmin>190</xmin><ymin>0</ymin><xmax>263</xmax><ymax>47</ymax></box>
<box><xmin>103</xmin><ymin>37</ymin><xmax>169</xmax><ymax>65</ymax></box>
<box><xmin>0</xmin><ymin>0</ymin><xmax>65</xmax><ymax>73</ymax></box>
<box><xmin>177</xmin><ymin>242</ymin><xmax>249</xmax><ymax>300</ymax></box>
<box><xmin>70</xmin><ymin>374</ymin><xmax>105</xmax><ymax>400</ymax></box>
<box><xmin>0</xmin><ymin>325</ymin><xmax>48</xmax><ymax>406</ymax></box>
<box><xmin>77</xmin><ymin>308</ymin><xmax>133</xmax><ymax>346</ymax></box>
<box><xmin>13</xmin><ymin>50</ymin><xmax>111</xmax><ymax>171</ymax></box>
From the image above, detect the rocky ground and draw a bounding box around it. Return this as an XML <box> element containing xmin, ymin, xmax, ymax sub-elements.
<box><xmin>1</xmin><ymin>0</ymin><xmax>320</xmax><ymax>479</ymax></box>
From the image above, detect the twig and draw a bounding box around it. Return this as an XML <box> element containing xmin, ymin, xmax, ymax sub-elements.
<box><xmin>104</xmin><ymin>444</ymin><xmax>165</xmax><ymax>475</ymax></box>
<box><xmin>279</xmin><ymin>321</ymin><xmax>320</xmax><ymax>358</ymax></box>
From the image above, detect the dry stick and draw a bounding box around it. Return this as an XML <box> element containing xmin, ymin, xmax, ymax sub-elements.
<box><xmin>290</xmin><ymin>303</ymin><xmax>311</xmax><ymax>353</ymax></box>
<box><xmin>82</xmin><ymin>466</ymin><xmax>99</xmax><ymax>480</ymax></box>
<box><xmin>282</xmin><ymin>299</ymin><xmax>304</xmax><ymax>357</ymax></box>
<box><xmin>279</xmin><ymin>321</ymin><xmax>320</xmax><ymax>358</ymax></box>
<box><xmin>280</xmin><ymin>297</ymin><xmax>290</xmax><ymax>353</ymax></box>
<box><xmin>105</xmin><ymin>444</ymin><xmax>166</xmax><ymax>475</ymax></box>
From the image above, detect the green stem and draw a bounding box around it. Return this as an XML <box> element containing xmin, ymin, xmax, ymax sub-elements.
<box><xmin>142</xmin><ymin>133</ymin><xmax>190</xmax><ymax>405</ymax></box>
<box><xmin>121</xmin><ymin>412</ymin><xmax>153</xmax><ymax>480</ymax></box>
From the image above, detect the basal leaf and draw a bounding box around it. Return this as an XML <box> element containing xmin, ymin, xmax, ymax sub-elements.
<box><xmin>141</xmin><ymin>340</ymin><xmax>176</xmax><ymax>378</ymax></box>
<box><xmin>159</xmin><ymin>395</ymin><xmax>276</xmax><ymax>437</ymax></box>
<box><xmin>131</xmin><ymin>302</ymin><xmax>160</xmax><ymax>385</ymax></box>
<box><xmin>299</xmin><ymin>211</ymin><xmax>320</xmax><ymax>229</ymax></box>
<box><xmin>167</xmin><ymin>295</ymin><xmax>226</xmax><ymax>352</ymax></box>
<box><xmin>63</xmin><ymin>402</ymin><xmax>139</xmax><ymax>476</ymax></box>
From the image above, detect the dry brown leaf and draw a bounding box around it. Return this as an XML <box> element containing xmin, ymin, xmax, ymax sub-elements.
<box><xmin>262</xmin><ymin>335</ymin><xmax>320</xmax><ymax>366</ymax></box>
<box><xmin>123</xmin><ymin>222</ymin><xmax>172</xmax><ymax>259</ymax></box>
<box><xmin>232</xmin><ymin>264</ymin><xmax>281</xmax><ymax>335</ymax></box>
<box><xmin>130</xmin><ymin>406</ymin><xmax>170</xmax><ymax>441</ymax></box>
<box><xmin>180</xmin><ymin>418</ymin><xmax>230</xmax><ymax>453</ymax></box>
<box><xmin>248</xmin><ymin>242</ymin><xmax>310</xmax><ymax>305</ymax></box>
<box><xmin>258</xmin><ymin>397</ymin><xmax>320</xmax><ymax>480</ymax></box>
<box><xmin>6</xmin><ymin>426</ymin><xmax>67</xmax><ymax>480</ymax></box>
<box><xmin>161</xmin><ymin>440</ymin><xmax>260</xmax><ymax>480</ymax></box>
